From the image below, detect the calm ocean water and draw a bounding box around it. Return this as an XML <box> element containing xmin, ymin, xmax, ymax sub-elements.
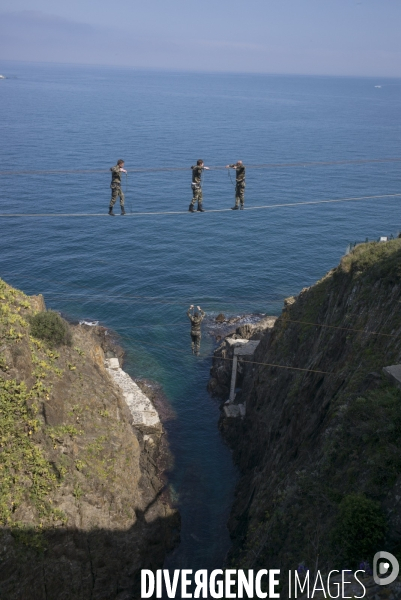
<box><xmin>1</xmin><ymin>62</ymin><xmax>401</xmax><ymax>569</ymax></box>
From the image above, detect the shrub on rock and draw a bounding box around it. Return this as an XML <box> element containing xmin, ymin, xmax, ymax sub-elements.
<box><xmin>332</xmin><ymin>493</ymin><xmax>386</xmax><ymax>565</ymax></box>
<box><xmin>29</xmin><ymin>311</ymin><xmax>72</xmax><ymax>347</ymax></box>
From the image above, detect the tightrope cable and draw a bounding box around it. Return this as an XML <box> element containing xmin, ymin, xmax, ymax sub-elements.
<box><xmin>1</xmin><ymin>192</ymin><xmax>400</xmax><ymax>218</ymax></box>
<box><xmin>115</xmin><ymin>333</ymin><xmax>333</xmax><ymax>375</ymax></box>
<box><xmin>217</xmin><ymin>355</ymin><xmax>332</xmax><ymax>375</ymax></box>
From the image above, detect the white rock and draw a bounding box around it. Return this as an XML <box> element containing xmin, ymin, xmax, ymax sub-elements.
<box><xmin>105</xmin><ymin>357</ymin><xmax>120</xmax><ymax>370</ymax></box>
<box><xmin>225</xmin><ymin>338</ymin><xmax>249</xmax><ymax>347</ymax></box>
<box><xmin>224</xmin><ymin>405</ymin><xmax>241</xmax><ymax>418</ymax></box>
<box><xmin>223</xmin><ymin>403</ymin><xmax>246</xmax><ymax>418</ymax></box>
<box><xmin>105</xmin><ymin>363</ymin><xmax>160</xmax><ymax>428</ymax></box>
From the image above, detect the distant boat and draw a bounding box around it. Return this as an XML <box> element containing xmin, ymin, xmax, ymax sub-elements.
<box><xmin>375</xmin><ymin>85</ymin><xmax>382</xmax><ymax>88</ymax></box>
<box><xmin>0</xmin><ymin>75</ymin><xmax>6</xmax><ymax>79</ymax></box>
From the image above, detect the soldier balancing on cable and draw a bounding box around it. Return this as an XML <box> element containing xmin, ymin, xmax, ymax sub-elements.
<box><xmin>109</xmin><ymin>159</ymin><xmax>127</xmax><ymax>216</ymax></box>
<box><xmin>226</xmin><ymin>161</ymin><xmax>246</xmax><ymax>209</ymax></box>
<box><xmin>187</xmin><ymin>305</ymin><xmax>205</xmax><ymax>355</ymax></box>
<box><xmin>189</xmin><ymin>159</ymin><xmax>210</xmax><ymax>213</ymax></box>
<box><xmin>106</xmin><ymin>158</ymin><xmax>247</xmax><ymax>215</ymax></box>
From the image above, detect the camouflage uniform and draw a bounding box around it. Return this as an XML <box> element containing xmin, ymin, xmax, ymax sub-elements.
<box><xmin>230</xmin><ymin>163</ymin><xmax>246</xmax><ymax>207</ymax></box>
<box><xmin>109</xmin><ymin>165</ymin><xmax>125</xmax><ymax>209</ymax></box>
<box><xmin>187</xmin><ymin>308</ymin><xmax>205</xmax><ymax>355</ymax></box>
<box><xmin>190</xmin><ymin>165</ymin><xmax>204</xmax><ymax>209</ymax></box>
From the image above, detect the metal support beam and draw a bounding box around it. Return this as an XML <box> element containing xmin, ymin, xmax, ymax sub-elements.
<box><xmin>229</xmin><ymin>355</ymin><xmax>238</xmax><ymax>403</ymax></box>
<box><xmin>227</xmin><ymin>339</ymin><xmax>260</xmax><ymax>405</ymax></box>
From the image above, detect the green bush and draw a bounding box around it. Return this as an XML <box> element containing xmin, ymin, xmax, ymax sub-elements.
<box><xmin>29</xmin><ymin>311</ymin><xmax>72</xmax><ymax>347</ymax></box>
<box><xmin>332</xmin><ymin>494</ymin><xmax>386</xmax><ymax>565</ymax></box>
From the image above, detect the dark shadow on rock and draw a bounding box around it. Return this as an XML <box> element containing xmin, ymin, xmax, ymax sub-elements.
<box><xmin>0</xmin><ymin>498</ymin><xmax>180</xmax><ymax>600</ymax></box>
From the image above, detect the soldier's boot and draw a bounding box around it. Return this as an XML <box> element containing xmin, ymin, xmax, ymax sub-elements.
<box><xmin>231</xmin><ymin>205</ymin><xmax>239</xmax><ymax>210</ymax></box>
<box><xmin>108</xmin><ymin>206</ymin><xmax>115</xmax><ymax>216</ymax></box>
<box><xmin>240</xmin><ymin>204</ymin><xmax>244</xmax><ymax>210</ymax></box>
<box><xmin>197</xmin><ymin>203</ymin><xmax>205</xmax><ymax>212</ymax></box>
<box><xmin>121</xmin><ymin>206</ymin><xmax>126</xmax><ymax>215</ymax></box>
<box><xmin>189</xmin><ymin>203</ymin><xmax>195</xmax><ymax>212</ymax></box>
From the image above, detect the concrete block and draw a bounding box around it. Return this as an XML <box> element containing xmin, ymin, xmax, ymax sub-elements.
<box><xmin>383</xmin><ymin>365</ymin><xmax>401</xmax><ymax>389</ymax></box>
<box><xmin>224</xmin><ymin>404</ymin><xmax>241</xmax><ymax>418</ymax></box>
<box><xmin>106</xmin><ymin>364</ymin><xmax>160</xmax><ymax>429</ymax></box>
<box><xmin>106</xmin><ymin>357</ymin><xmax>120</xmax><ymax>370</ymax></box>
<box><xmin>223</xmin><ymin>404</ymin><xmax>246</xmax><ymax>418</ymax></box>
<box><xmin>226</xmin><ymin>338</ymin><xmax>249</xmax><ymax>347</ymax></box>
<box><xmin>234</xmin><ymin>340</ymin><xmax>260</xmax><ymax>356</ymax></box>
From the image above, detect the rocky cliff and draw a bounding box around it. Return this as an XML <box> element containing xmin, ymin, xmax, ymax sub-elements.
<box><xmin>211</xmin><ymin>240</ymin><xmax>401</xmax><ymax>594</ymax></box>
<box><xmin>0</xmin><ymin>278</ymin><xmax>179</xmax><ymax>600</ymax></box>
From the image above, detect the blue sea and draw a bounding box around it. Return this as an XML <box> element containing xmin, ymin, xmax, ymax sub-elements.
<box><xmin>1</xmin><ymin>62</ymin><xmax>401</xmax><ymax>570</ymax></box>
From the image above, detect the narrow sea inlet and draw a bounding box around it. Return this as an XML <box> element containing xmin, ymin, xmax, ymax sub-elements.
<box><xmin>1</xmin><ymin>62</ymin><xmax>401</xmax><ymax>570</ymax></box>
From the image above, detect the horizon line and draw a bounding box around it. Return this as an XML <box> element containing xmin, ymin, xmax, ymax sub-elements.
<box><xmin>1</xmin><ymin>58</ymin><xmax>400</xmax><ymax>81</ymax></box>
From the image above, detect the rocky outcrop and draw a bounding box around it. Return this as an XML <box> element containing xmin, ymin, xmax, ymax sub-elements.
<box><xmin>208</xmin><ymin>316</ymin><xmax>277</xmax><ymax>400</ymax></box>
<box><xmin>0</xmin><ymin>278</ymin><xmax>179</xmax><ymax>600</ymax></box>
<box><xmin>213</xmin><ymin>240</ymin><xmax>401</xmax><ymax>595</ymax></box>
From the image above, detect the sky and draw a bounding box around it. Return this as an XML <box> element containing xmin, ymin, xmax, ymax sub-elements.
<box><xmin>0</xmin><ymin>0</ymin><xmax>400</xmax><ymax>76</ymax></box>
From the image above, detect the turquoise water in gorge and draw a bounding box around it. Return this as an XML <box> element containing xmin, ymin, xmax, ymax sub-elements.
<box><xmin>1</xmin><ymin>62</ymin><xmax>401</xmax><ymax>569</ymax></box>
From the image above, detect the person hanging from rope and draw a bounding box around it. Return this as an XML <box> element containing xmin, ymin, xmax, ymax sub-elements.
<box><xmin>187</xmin><ymin>305</ymin><xmax>205</xmax><ymax>355</ymax></box>
<box><xmin>189</xmin><ymin>159</ymin><xmax>210</xmax><ymax>213</ymax></box>
<box><xmin>108</xmin><ymin>159</ymin><xmax>127</xmax><ymax>216</ymax></box>
<box><xmin>226</xmin><ymin>160</ymin><xmax>246</xmax><ymax>210</ymax></box>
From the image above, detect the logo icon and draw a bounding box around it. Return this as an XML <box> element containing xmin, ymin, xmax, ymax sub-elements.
<box><xmin>373</xmin><ymin>551</ymin><xmax>399</xmax><ymax>586</ymax></box>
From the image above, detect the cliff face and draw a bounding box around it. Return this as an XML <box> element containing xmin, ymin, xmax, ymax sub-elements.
<box><xmin>0</xmin><ymin>279</ymin><xmax>179</xmax><ymax>600</ymax></box>
<box><xmin>216</xmin><ymin>240</ymin><xmax>401</xmax><ymax>578</ymax></box>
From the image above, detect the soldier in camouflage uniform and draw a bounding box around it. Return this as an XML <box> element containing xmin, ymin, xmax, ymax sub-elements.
<box><xmin>187</xmin><ymin>305</ymin><xmax>205</xmax><ymax>355</ymax></box>
<box><xmin>189</xmin><ymin>159</ymin><xmax>210</xmax><ymax>212</ymax></box>
<box><xmin>109</xmin><ymin>159</ymin><xmax>127</xmax><ymax>216</ymax></box>
<box><xmin>226</xmin><ymin>161</ymin><xmax>246</xmax><ymax>210</ymax></box>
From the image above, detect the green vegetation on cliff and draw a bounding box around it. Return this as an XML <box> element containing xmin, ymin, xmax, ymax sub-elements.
<box><xmin>0</xmin><ymin>280</ymin><xmax>64</xmax><ymax>539</ymax></box>
<box><xmin>224</xmin><ymin>239</ymin><xmax>401</xmax><ymax>577</ymax></box>
<box><xmin>332</xmin><ymin>494</ymin><xmax>386</xmax><ymax>565</ymax></box>
<box><xmin>29</xmin><ymin>310</ymin><xmax>72</xmax><ymax>347</ymax></box>
<box><xmin>0</xmin><ymin>278</ymin><xmax>178</xmax><ymax>599</ymax></box>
